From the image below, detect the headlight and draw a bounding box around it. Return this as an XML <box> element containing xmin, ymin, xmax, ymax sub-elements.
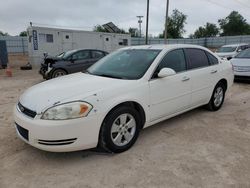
<box><xmin>41</xmin><ymin>101</ymin><xmax>92</xmax><ymax>120</ymax></box>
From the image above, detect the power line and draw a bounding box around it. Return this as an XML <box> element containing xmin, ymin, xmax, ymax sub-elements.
<box><xmin>200</xmin><ymin>0</ymin><xmax>250</xmax><ymax>17</ymax></box>
<box><xmin>233</xmin><ymin>0</ymin><xmax>250</xmax><ymax>10</ymax></box>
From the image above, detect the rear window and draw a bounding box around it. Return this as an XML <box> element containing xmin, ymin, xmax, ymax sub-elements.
<box><xmin>206</xmin><ymin>52</ymin><xmax>219</xmax><ymax>65</ymax></box>
<box><xmin>185</xmin><ymin>49</ymin><xmax>209</xmax><ymax>70</ymax></box>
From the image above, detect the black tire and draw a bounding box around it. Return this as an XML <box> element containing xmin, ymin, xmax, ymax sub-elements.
<box><xmin>206</xmin><ymin>82</ymin><xmax>226</xmax><ymax>111</ymax></box>
<box><xmin>99</xmin><ymin>106</ymin><xmax>142</xmax><ymax>153</ymax></box>
<box><xmin>51</xmin><ymin>69</ymin><xmax>67</xmax><ymax>79</ymax></box>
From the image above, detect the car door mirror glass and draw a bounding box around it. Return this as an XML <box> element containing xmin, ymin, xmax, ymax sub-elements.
<box><xmin>158</xmin><ymin>68</ymin><xmax>176</xmax><ymax>78</ymax></box>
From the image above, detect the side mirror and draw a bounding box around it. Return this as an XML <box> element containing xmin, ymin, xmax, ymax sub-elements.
<box><xmin>158</xmin><ymin>68</ymin><xmax>176</xmax><ymax>78</ymax></box>
<box><xmin>237</xmin><ymin>49</ymin><xmax>242</xmax><ymax>53</ymax></box>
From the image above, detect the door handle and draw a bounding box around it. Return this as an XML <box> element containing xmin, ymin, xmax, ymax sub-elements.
<box><xmin>182</xmin><ymin>76</ymin><xmax>190</xmax><ymax>82</ymax></box>
<box><xmin>211</xmin><ymin>70</ymin><xmax>218</xmax><ymax>74</ymax></box>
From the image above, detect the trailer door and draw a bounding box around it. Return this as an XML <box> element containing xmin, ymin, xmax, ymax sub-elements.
<box><xmin>61</xmin><ymin>32</ymin><xmax>73</xmax><ymax>52</ymax></box>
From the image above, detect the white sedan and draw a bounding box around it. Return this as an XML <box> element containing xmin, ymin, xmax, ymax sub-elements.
<box><xmin>14</xmin><ymin>44</ymin><xmax>234</xmax><ymax>153</ymax></box>
<box><xmin>231</xmin><ymin>48</ymin><xmax>250</xmax><ymax>80</ymax></box>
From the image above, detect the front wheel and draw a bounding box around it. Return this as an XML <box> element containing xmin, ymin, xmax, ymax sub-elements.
<box><xmin>51</xmin><ymin>69</ymin><xmax>67</xmax><ymax>79</ymax></box>
<box><xmin>206</xmin><ymin>82</ymin><xmax>226</xmax><ymax>111</ymax></box>
<box><xmin>99</xmin><ymin>106</ymin><xmax>141</xmax><ymax>153</ymax></box>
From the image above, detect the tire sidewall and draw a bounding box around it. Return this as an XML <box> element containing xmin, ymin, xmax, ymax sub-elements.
<box><xmin>210</xmin><ymin>83</ymin><xmax>226</xmax><ymax>111</ymax></box>
<box><xmin>101</xmin><ymin>106</ymin><xmax>141</xmax><ymax>153</ymax></box>
<box><xmin>51</xmin><ymin>69</ymin><xmax>67</xmax><ymax>78</ymax></box>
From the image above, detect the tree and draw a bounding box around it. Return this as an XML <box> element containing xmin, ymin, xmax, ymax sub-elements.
<box><xmin>93</xmin><ymin>25</ymin><xmax>107</xmax><ymax>32</ymax></box>
<box><xmin>128</xmin><ymin>28</ymin><xmax>139</xmax><ymax>37</ymax></box>
<box><xmin>93</xmin><ymin>25</ymin><xmax>127</xmax><ymax>34</ymax></box>
<box><xmin>159</xmin><ymin>9</ymin><xmax>187</xmax><ymax>39</ymax></box>
<box><xmin>219</xmin><ymin>11</ymin><xmax>250</xmax><ymax>36</ymax></box>
<box><xmin>192</xmin><ymin>23</ymin><xmax>219</xmax><ymax>38</ymax></box>
<box><xmin>19</xmin><ymin>31</ymin><xmax>27</xmax><ymax>36</ymax></box>
<box><xmin>0</xmin><ymin>31</ymin><xmax>9</xmax><ymax>36</ymax></box>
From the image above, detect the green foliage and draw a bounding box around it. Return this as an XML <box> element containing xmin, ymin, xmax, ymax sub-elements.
<box><xmin>0</xmin><ymin>31</ymin><xmax>9</xmax><ymax>36</ymax></box>
<box><xmin>93</xmin><ymin>25</ymin><xmax>127</xmax><ymax>34</ymax></box>
<box><xmin>19</xmin><ymin>31</ymin><xmax>27</xmax><ymax>37</ymax></box>
<box><xmin>128</xmin><ymin>28</ymin><xmax>139</xmax><ymax>37</ymax></box>
<box><xmin>159</xmin><ymin>9</ymin><xmax>187</xmax><ymax>39</ymax></box>
<box><xmin>219</xmin><ymin>11</ymin><xmax>250</xmax><ymax>36</ymax></box>
<box><xmin>192</xmin><ymin>23</ymin><xmax>219</xmax><ymax>38</ymax></box>
<box><xmin>93</xmin><ymin>25</ymin><xmax>107</xmax><ymax>33</ymax></box>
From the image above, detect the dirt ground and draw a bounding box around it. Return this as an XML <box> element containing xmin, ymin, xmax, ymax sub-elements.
<box><xmin>0</xmin><ymin>67</ymin><xmax>250</xmax><ymax>188</ymax></box>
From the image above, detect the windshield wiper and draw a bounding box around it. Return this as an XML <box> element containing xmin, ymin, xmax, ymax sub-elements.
<box><xmin>97</xmin><ymin>74</ymin><xmax>124</xmax><ymax>79</ymax></box>
<box><xmin>83</xmin><ymin>70</ymin><xmax>91</xmax><ymax>74</ymax></box>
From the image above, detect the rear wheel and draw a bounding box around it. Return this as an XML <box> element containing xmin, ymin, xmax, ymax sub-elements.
<box><xmin>206</xmin><ymin>82</ymin><xmax>226</xmax><ymax>111</ymax></box>
<box><xmin>99</xmin><ymin>106</ymin><xmax>141</xmax><ymax>153</ymax></box>
<box><xmin>51</xmin><ymin>69</ymin><xmax>67</xmax><ymax>78</ymax></box>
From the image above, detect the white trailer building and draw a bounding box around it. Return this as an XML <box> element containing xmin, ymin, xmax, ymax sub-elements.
<box><xmin>27</xmin><ymin>26</ymin><xmax>131</xmax><ymax>64</ymax></box>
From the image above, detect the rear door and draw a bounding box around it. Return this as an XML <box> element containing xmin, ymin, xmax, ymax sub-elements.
<box><xmin>184</xmin><ymin>48</ymin><xmax>219</xmax><ymax>106</ymax></box>
<box><xmin>68</xmin><ymin>50</ymin><xmax>92</xmax><ymax>73</ymax></box>
<box><xmin>90</xmin><ymin>50</ymin><xmax>106</xmax><ymax>66</ymax></box>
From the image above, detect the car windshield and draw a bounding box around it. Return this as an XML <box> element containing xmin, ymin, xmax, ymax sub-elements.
<box><xmin>87</xmin><ymin>49</ymin><xmax>161</xmax><ymax>80</ymax></box>
<box><xmin>61</xmin><ymin>50</ymin><xmax>78</xmax><ymax>59</ymax></box>
<box><xmin>217</xmin><ymin>46</ymin><xmax>237</xmax><ymax>53</ymax></box>
<box><xmin>235</xmin><ymin>48</ymin><xmax>250</xmax><ymax>58</ymax></box>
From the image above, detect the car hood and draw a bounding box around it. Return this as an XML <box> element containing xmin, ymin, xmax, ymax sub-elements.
<box><xmin>231</xmin><ymin>58</ymin><xmax>250</xmax><ymax>66</ymax></box>
<box><xmin>215</xmin><ymin>52</ymin><xmax>236</xmax><ymax>57</ymax></box>
<box><xmin>19</xmin><ymin>73</ymin><xmax>132</xmax><ymax>113</ymax></box>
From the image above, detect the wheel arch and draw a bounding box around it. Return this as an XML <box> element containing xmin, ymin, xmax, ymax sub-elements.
<box><xmin>218</xmin><ymin>78</ymin><xmax>228</xmax><ymax>91</ymax></box>
<box><xmin>101</xmin><ymin>101</ymin><xmax>146</xmax><ymax>130</ymax></box>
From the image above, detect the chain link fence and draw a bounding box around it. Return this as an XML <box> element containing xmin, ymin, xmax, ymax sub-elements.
<box><xmin>1</xmin><ymin>35</ymin><xmax>250</xmax><ymax>55</ymax></box>
<box><xmin>131</xmin><ymin>35</ymin><xmax>250</xmax><ymax>48</ymax></box>
<box><xmin>0</xmin><ymin>36</ymin><xmax>28</xmax><ymax>54</ymax></box>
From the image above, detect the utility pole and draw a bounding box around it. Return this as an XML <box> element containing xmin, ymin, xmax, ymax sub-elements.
<box><xmin>137</xmin><ymin>16</ymin><xmax>143</xmax><ymax>38</ymax></box>
<box><xmin>145</xmin><ymin>0</ymin><xmax>149</xmax><ymax>44</ymax></box>
<box><xmin>164</xmin><ymin>0</ymin><xmax>170</xmax><ymax>44</ymax></box>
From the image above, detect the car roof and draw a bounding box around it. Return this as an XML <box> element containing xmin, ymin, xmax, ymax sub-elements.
<box><xmin>221</xmin><ymin>43</ymin><xmax>249</xmax><ymax>47</ymax></box>
<box><xmin>122</xmin><ymin>44</ymin><xmax>209</xmax><ymax>51</ymax></box>
<box><xmin>68</xmin><ymin>49</ymin><xmax>108</xmax><ymax>53</ymax></box>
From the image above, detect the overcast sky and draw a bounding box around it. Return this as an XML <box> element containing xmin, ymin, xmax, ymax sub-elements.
<box><xmin>0</xmin><ymin>0</ymin><xmax>250</xmax><ymax>37</ymax></box>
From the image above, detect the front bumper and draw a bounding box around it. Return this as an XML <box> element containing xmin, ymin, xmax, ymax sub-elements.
<box><xmin>14</xmin><ymin>105</ymin><xmax>103</xmax><ymax>152</ymax></box>
<box><xmin>39</xmin><ymin>63</ymin><xmax>53</xmax><ymax>79</ymax></box>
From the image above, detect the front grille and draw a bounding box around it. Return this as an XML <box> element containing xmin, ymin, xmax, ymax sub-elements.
<box><xmin>38</xmin><ymin>138</ymin><xmax>77</xmax><ymax>146</ymax></box>
<box><xmin>18</xmin><ymin>102</ymin><xmax>37</xmax><ymax>118</ymax></box>
<box><xmin>16</xmin><ymin>123</ymin><xmax>29</xmax><ymax>141</ymax></box>
<box><xmin>234</xmin><ymin>66</ymin><xmax>250</xmax><ymax>72</ymax></box>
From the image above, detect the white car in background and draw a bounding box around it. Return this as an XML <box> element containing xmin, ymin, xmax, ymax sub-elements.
<box><xmin>14</xmin><ymin>44</ymin><xmax>234</xmax><ymax>153</ymax></box>
<box><xmin>215</xmin><ymin>43</ymin><xmax>249</xmax><ymax>60</ymax></box>
<box><xmin>231</xmin><ymin>48</ymin><xmax>250</xmax><ymax>80</ymax></box>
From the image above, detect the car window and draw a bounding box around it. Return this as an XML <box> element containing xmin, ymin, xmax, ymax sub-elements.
<box><xmin>235</xmin><ymin>48</ymin><xmax>250</xmax><ymax>58</ymax></box>
<box><xmin>185</xmin><ymin>49</ymin><xmax>209</xmax><ymax>70</ymax></box>
<box><xmin>92</xmin><ymin>51</ymin><xmax>105</xmax><ymax>59</ymax></box>
<box><xmin>72</xmin><ymin>51</ymin><xmax>90</xmax><ymax>60</ymax></box>
<box><xmin>88</xmin><ymin>49</ymin><xmax>161</xmax><ymax>80</ymax></box>
<box><xmin>206</xmin><ymin>51</ymin><xmax>219</xmax><ymax>65</ymax></box>
<box><xmin>158</xmin><ymin>49</ymin><xmax>186</xmax><ymax>73</ymax></box>
<box><xmin>240</xmin><ymin>45</ymin><xmax>248</xmax><ymax>50</ymax></box>
<box><xmin>217</xmin><ymin>47</ymin><xmax>237</xmax><ymax>53</ymax></box>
